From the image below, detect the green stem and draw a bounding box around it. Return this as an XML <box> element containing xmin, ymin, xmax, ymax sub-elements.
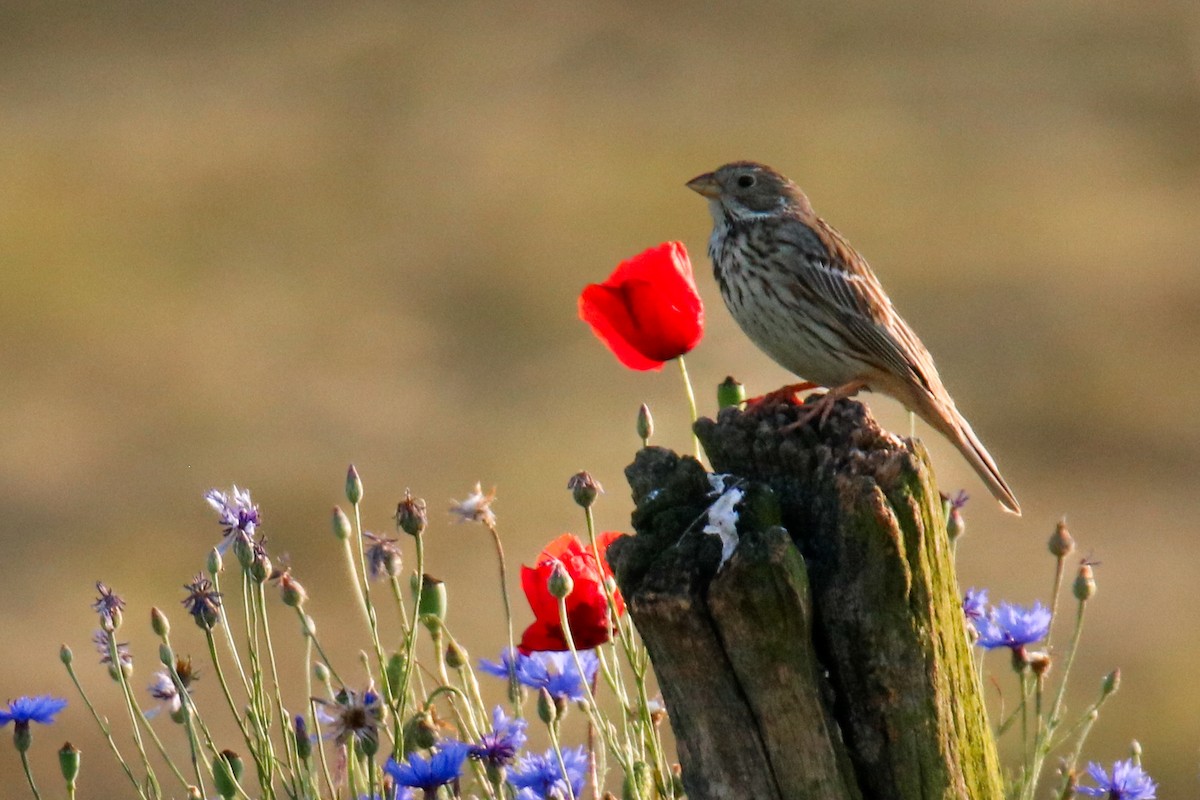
<box><xmin>677</xmin><ymin>356</ymin><xmax>701</xmax><ymax>461</ymax></box>
<box><xmin>483</xmin><ymin>519</ymin><xmax>520</xmax><ymax>714</ymax></box>
<box><xmin>546</xmin><ymin>722</ymin><xmax>578</xmax><ymax>800</ymax></box>
<box><xmin>62</xmin><ymin>660</ymin><xmax>146</xmax><ymax>799</ymax></box>
<box><xmin>19</xmin><ymin>749</ymin><xmax>43</xmax><ymax>800</ymax></box>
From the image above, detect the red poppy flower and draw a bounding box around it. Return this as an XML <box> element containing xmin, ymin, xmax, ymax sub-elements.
<box><xmin>579</xmin><ymin>241</ymin><xmax>705</xmax><ymax>371</ymax></box>
<box><xmin>518</xmin><ymin>532</ymin><xmax>626</xmax><ymax>653</ymax></box>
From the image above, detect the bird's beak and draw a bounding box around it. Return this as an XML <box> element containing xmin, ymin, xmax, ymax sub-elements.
<box><xmin>686</xmin><ymin>172</ymin><xmax>721</xmax><ymax>199</ymax></box>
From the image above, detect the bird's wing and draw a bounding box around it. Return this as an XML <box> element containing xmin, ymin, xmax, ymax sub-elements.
<box><xmin>781</xmin><ymin>217</ymin><xmax>942</xmax><ymax>395</ymax></box>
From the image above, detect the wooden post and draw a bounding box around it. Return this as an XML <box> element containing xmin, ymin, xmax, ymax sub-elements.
<box><xmin>608</xmin><ymin>397</ymin><xmax>1003</xmax><ymax>800</ymax></box>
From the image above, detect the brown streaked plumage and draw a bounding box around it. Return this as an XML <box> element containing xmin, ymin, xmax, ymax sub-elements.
<box><xmin>687</xmin><ymin>161</ymin><xmax>1020</xmax><ymax>514</ymax></box>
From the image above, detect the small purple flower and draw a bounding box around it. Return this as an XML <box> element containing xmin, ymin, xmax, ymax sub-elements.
<box><xmin>470</xmin><ymin>706</ymin><xmax>527</xmax><ymax>769</ymax></box>
<box><xmin>384</xmin><ymin>740</ymin><xmax>471</xmax><ymax>792</ymax></box>
<box><xmin>93</xmin><ymin>630</ymin><xmax>133</xmax><ymax>669</ymax></box>
<box><xmin>1076</xmin><ymin>759</ymin><xmax>1156</xmax><ymax>799</ymax></box>
<box><xmin>509</xmin><ymin>746</ymin><xmax>589</xmax><ymax>800</ymax></box>
<box><xmin>962</xmin><ymin>588</ymin><xmax>989</xmax><ymax>623</ymax></box>
<box><xmin>182</xmin><ymin>574</ymin><xmax>223</xmax><ymax>629</ymax></box>
<box><xmin>0</xmin><ymin>696</ymin><xmax>68</xmax><ymax>727</ymax></box>
<box><xmin>205</xmin><ymin>485</ymin><xmax>260</xmax><ymax>550</ymax></box>
<box><xmin>975</xmin><ymin>601</ymin><xmax>1051</xmax><ymax>651</ymax></box>
<box><xmin>479</xmin><ymin>649</ymin><xmax>598</xmax><ymax>703</ymax></box>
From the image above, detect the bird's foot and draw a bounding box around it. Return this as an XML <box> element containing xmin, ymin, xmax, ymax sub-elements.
<box><xmin>780</xmin><ymin>379</ymin><xmax>869</xmax><ymax>432</ymax></box>
<box><xmin>746</xmin><ymin>381</ymin><xmax>819</xmax><ymax>409</ymax></box>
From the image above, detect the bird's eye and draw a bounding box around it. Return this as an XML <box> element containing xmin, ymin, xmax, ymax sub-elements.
<box><xmin>736</xmin><ymin>174</ymin><xmax>756</xmax><ymax>189</ymax></box>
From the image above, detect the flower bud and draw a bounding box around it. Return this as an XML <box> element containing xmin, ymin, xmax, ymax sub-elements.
<box><xmin>207</xmin><ymin>547</ymin><xmax>223</xmax><ymax>576</ymax></box>
<box><xmin>415</xmin><ymin>574</ymin><xmax>447</xmax><ymax>630</ymax></box>
<box><xmin>59</xmin><ymin>645</ymin><xmax>73</xmax><ymax>666</ymax></box>
<box><xmin>1102</xmin><ymin>668</ymin><xmax>1121</xmax><ymax>697</ymax></box>
<box><xmin>1073</xmin><ymin>562</ymin><xmax>1097</xmax><ymax>601</ymax></box>
<box><xmin>249</xmin><ymin>550</ymin><xmax>271</xmax><ymax>584</ymax></box>
<box><xmin>302</xmin><ymin>614</ymin><xmax>317</xmax><ymax>638</ymax></box>
<box><xmin>1130</xmin><ymin>739</ymin><xmax>1142</xmax><ymax>764</ymax></box>
<box><xmin>293</xmin><ymin>715</ymin><xmax>312</xmax><ymax>760</ymax></box>
<box><xmin>187</xmin><ymin>787</ymin><xmax>202</xmax><ymax>800</ymax></box>
<box><xmin>536</xmin><ymin>687</ymin><xmax>557</xmax><ymax>725</ymax></box>
<box><xmin>345</xmin><ymin>464</ymin><xmax>364</xmax><ymax>505</ymax></box>
<box><xmin>1028</xmin><ymin>651</ymin><xmax>1052</xmax><ymax>678</ymax></box>
<box><xmin>58</xmin><ymin>742</ymin><xmax>80</xmax><ymax>784</ymax></box>
<box><xmin>445</xmin><ymin>641</ymin><xmax>468</xmax><ymax>670</ymax></box>
<box><xmin>944</xmin><ymin>490</ymin><xmax>968</xmax><ymax>543</ymax></box>
<box><xmin>386</xmin><ymin>653</ymin><xmax>404</xmax><ymax>698</ymax></box>
<box><xmin>332</xmin><ymin>507</ymin><xmax>352</xmax><ymax>541</ymax></box>
<box><xmin>396</xmin><ymin>490</ymin><xmax>427</xmax><ymax>537</ymax></box>
<box><xmin>212</xmin><ymin>750</ymin><xmax>244</xmax><ymax>800</ymax></box>
<box><xmin>150</xmin><ymin>608</ymin><xmax>170</xmax><ymax>639</ymax></box>
<box><xmin>717</xmin><ymin>376</ymin><xmax>746</xmax><ymax>409</ymax></box>
<box><xmin>636</xmin><ymin>403</ymin><xmax>653</xmax><ymax>443</ymax></box>
<box><xmin>279</xmin><ymin>574</ymin><xmax>307</xmax><ymax>608</ymax></box>
<box><xmin>159</xmin><ymin>644</ymin><xmax>175</xmax><ymax>668</ymax></box>
<box><xmin>1049</xmin><ymin>519</ymin><xmax>1075</xmax><ymax>558</ymax></box>
<box><xmin>404</xmin><ymin>709</ymin><xmax>440</xmax><ymax>750</ymax></box>
<box><xmin>567</xmin><ymin>471</ymin><xmax>603</xmax><ymax>509</ymax></box>
<box><xmin>313</xmin><ymin>662</ymin><xmax>330</xmax><ymax>684</ymax></box>
<box><xmin>547</xmin><ymin>559</ymin><xmax>574</xmax><ymax>600</ymax></box>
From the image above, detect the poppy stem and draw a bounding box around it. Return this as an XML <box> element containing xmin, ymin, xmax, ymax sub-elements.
<box><xmin>676</xmin><ymin>356</ymin><xmax>702</xmax><ymax>461</ymax></box>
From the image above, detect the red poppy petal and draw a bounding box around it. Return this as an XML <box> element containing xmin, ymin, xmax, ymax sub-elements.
<box><xmin>579</xmin><ymin>284</ymin><xmax>668</xmax><ymax>371</ymax></box>
<box><xmin>518</xmin><ymin>621</ymin><xmax>568</xmax><ymax>654</ymax></box>
<box><xmin>521</xmin><ymin>564</ymin><xmax>560</xmax><ymax>624</ymax></box>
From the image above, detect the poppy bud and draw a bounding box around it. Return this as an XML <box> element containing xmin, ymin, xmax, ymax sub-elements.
<box><xmin>636</xmin><ymin>403</ymin><xmax>654</xmax><ymax>444</ymax></box>
<box><xmin>213</xmin><ymin>750</ymin><xmax>243</xmax><ymax>799</ymax></box>
<box><xmin>404</xmin><ymin>709</ymin><xmax>439</xmax><ymax>751</ymax></box>
<box><xmin>207</xmin><ymin>547</ymin><xmax>223</xmax><ymax>576</ymax></box>
<box><xmin>547</xmin><ymin>559</ymin><xmax>574</xmax><ymax>600</ymax></box>
<box><xmin>59</xmin><ymin>645</ymin><xmax>73</xmax><ymax>666</ymax></box>
<box><xmin>415</xmin><ymin>574</ymin><xmax>447</xmax><ymax>630</ymax></box>
<box><xmin>445</xmin><ymin>641</ymin><xmax>468</xmax><ymax>670</ymax></box>
<box><xmin>537</xmin><ymin>688</ymin><xmax>558</xmax><ymax>725</ymax></box>
<box><xmin>717</xmin><ymin>376</ymin><xmax>746</xmax><ymax>409</ymax></box>
<box><xmin>58</xmin><ymin>742</ymin><xmax>80</xmax><ymax>785</ymax></box>
<box><xmin>279</xmin><ymin>574</ymin><xmax>307</xmax><ymax>608</ymax></box>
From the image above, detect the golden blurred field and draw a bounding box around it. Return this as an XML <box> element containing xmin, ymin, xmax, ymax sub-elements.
<box><xmin>1</xmin><ymin>1</ymin><xmax>1198</xmax><ymax>795</ymax></box>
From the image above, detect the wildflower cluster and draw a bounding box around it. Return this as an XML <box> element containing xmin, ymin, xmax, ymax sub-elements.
<box><xmin>956</xmin><ymin>507</ymin><xmax>1155</xmax><ymax>799</ymax></box>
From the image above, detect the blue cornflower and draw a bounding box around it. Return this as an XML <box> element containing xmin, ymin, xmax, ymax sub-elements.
<box><xmin>1</xmin><ymin>695</ymin><xmax>67</xmax><ymax>751</ymax></box>
<box><xmin>1077</xmin><ymin>759</ymin><xmax>1157</xmax><ymax>799</ymax></box>
<box><xmin>471</xmin><ymin>706</ymin><xmax>527</xmax><ymax>769</ymax></box>
<box><xmin>479</xmin><ymin>649</ymin><xmax>598</xmax><ymax>703</ymax></box>
<box><xmin>975</xmin><ymin>601</ymin><xmax>1051</xmax><ymax>651</ymax></box>
<box><xmin>962</xmin><ymin>588</ymin><xmax>989</xmax><ymax>623</ymax></box>
<box><xmin>509</xmin><ymin>746</ymin><xmax>589</xmax><ymax>800</ymax></box>
<box><xmin>0</xmin><ymin>696</ymin><xmax>68</xmax><ymax>727</ymax></box>
<box><xmin>205</xmin><ymin>485</ymin><xmax>260</xmax><ymax>550</ymax></box>
<box><xmin>384</xmin><ymin>740</ymin><xmax>471</xmax><ymax>793</ymax></box>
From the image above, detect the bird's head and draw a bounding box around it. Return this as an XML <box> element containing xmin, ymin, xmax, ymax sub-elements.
<box><xmin>687</xmin><ymin>162</ymin><xmax>812</xmax><ymax>220</ymax></box>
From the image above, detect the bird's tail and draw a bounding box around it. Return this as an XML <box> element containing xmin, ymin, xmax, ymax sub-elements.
<box><xmin>915</xmin><ymin>391</ymin><xmax>1021</xmax><ymax>516</ymax></box>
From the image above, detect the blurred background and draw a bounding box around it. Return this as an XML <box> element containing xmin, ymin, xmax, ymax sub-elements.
<box><xmin>1</xmin><ymin>0</ymin><xmax>1198</xmax><ymax>794</ymax></box>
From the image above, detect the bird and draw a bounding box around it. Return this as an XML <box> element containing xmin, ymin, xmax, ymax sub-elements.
<box><xmin>687</xmin><ymin>161</ymin><xmax>1020</xmax><ymax>514</ymax></box>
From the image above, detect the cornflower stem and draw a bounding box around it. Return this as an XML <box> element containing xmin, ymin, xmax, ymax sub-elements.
<box><xmin>482</xmin><ymin>519</ymin><xmax>520</xmax><ymax>713</ymax></box>
<box><xmin>310</xmin><ymin>698</ymin><xmax>337</xmax><ymax>800</ymax></box>
<box><xmin>1022</xmin><ymin>600</ymin><xmax>1089</xmax><ymax>800</ymax></box>
<box><xmin>294</xmin><ymin>607</ymin><xmax>345</xmax><ymax>687</ymax></box>
<box><xmin>253</xmin><ymin>582</ymin><xmax>301</xmax><ymax>788</ymax></box>
<box><xmin>557</xmin><ymin>597</ymin><xmax>637</xmax><ymax>787</ymax></box>
<box><xmin>210</xmin><ymin>571</ymin><xmax>253</xmax><ymax>699</ymax></box>
<box><xmin>1047</xmin><ymin>555</ymin><xmax>1068</xmax><ymax>644</ymax></box>
<box><xmin>240</xmin><ymin>574</ymin><xmax>278</xmax><ymax>799</ymax></box>
<box><xmin>62</xmin><ymin>659</ymin><xmax>146</xmax><ymax>799</ymax></box>
<box><xmin>545</xmin><ymin>721</ymin><xmax>578</xmax><ymax>800</ymax></box>
<box><xmin>18</xmin><ymin>750</ymin><xmax>43</xmax><ymax>800</ymax></box>
<box><xmin>676</xmin><ymin>356</ymin><xmax>701</xmax><ymax>461</ymax></box>
<box><xmin>104</xmin><ymin>633</ymin><xmax>165</xmax><ymax>797</ymax></box>
<box><xmin>203</xmin><ymin>628</ymin><xmax>269</xmax><ymax>783</ymax></box>
<box><xmin>352</xmin><ymin>504</ymin><xmax>395</xmax><ymax>709</ymax></box>
<box><xmin>396</xmin><ymin>532</ymin><xmax>427</xmax><ymax>756</ymax></box>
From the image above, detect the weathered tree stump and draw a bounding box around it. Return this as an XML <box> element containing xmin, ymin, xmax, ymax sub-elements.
<box><xmin>608</xmin><ymin>396</ymin><xmax>1003</xmax><ymax>800</ymax></box>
